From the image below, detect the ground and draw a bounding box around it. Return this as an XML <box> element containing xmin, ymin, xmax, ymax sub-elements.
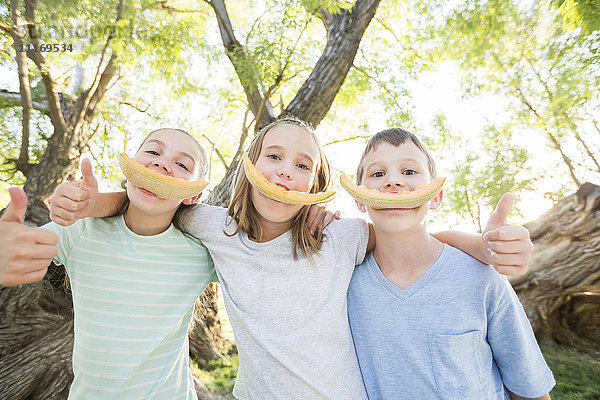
<box><xmin>194</xmin><ymin>344</ymin><xmax>600</xmax><ymax>399</ymax></box>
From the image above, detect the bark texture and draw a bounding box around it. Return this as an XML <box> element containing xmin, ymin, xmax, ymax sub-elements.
<box><xmin>513</xmin><ymin>183</ymin><xmax>600</xmax><ymax>350</ymax></box>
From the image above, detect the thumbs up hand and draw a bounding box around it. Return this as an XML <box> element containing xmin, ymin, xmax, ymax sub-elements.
<box><xmin>48</xmin><ymin>158</ymin><xmax>99</xmax><ymax>226</ymax></box>
<box><xmin>0</xmin><ymin>187</ymin><xmax>59</xmax><ymax>286</ymax></box>
<box><xmin>482</xmin><ymin>193</ymin><xmax>534</xmax><ymax>276</ymax></box>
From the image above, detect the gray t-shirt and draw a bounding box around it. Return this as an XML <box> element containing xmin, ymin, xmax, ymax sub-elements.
<box><xmin>348</xmin><ymin>245</ymin><xmax>555</xmax><ymax>400</ymax></box>
<box><xmin>179</xmin><ymin>204</ymin><xmax>369</xmax><ymax>400</ymax></box>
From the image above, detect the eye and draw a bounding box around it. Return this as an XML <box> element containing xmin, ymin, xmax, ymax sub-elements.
<box><xmin>296</xmin><ymin>163</ymin><xmax>310</xmax><ymax>171</ymax></box>
<box><xmin>267</xmin><ymin>154</ymin><xmax>281</xmax><ymax>161</ymax></box>
<box><xmin>145</xmin><ymin>150</ymin><xmax>159</xmax><ymax>156</ymax></box>
<box><xmin>403</xmin><ymin>169</ymin><xmax>417</xmax><ymax>176</ymax></box>
<box><xmin>371</xmin><ymin>171</ymin><xmax>385</xmax><ymax>178</ymax></box>
<box><xmin>176</xmin><ymin>162</ymin><xmax>189</xmax><ymax>171</ymax></box>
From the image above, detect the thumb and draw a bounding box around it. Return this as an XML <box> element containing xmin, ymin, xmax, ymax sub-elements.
<box><xmin>80</xmin><ymin>158</ymin><xmax>98</xmax><ymax>191</ymax></box>
<box><xmin>487</xmin><ymin>193</ymin><xmax>514</xmax><ymax>229</ymax></box>
<box><xmin>2</xmin><ymin>187</ymin><xmax>28</xmax><ymax>224</ymax></box>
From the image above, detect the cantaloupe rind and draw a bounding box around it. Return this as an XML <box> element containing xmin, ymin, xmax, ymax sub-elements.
<box><xmin>242</xmin><ymin>153</ymin><xmax>335</xmax><ymax>205</ymax></box>
<box><xmin>118</xmin><ymin>153</ymin><xmax>209</xmax><ymax>200</ymax></box>
<box><xmin>340</xmin><ymin>174</ymin><xmax>445</xmax><ymax>209</ymax></box>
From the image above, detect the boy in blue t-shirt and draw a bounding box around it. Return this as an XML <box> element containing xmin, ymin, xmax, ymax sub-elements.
<box><xmin>347</xmin><ymin>128</ymin><xmax>555</xmax><ymax>400</ymax></box>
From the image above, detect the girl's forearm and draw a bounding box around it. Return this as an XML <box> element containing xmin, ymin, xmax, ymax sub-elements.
<box><xmin>93</xmin><ymin>192</ymin><xmax>128</xmax><ymax>218</ymax></box>
<box><xmin>432</xmin><ymin>230</ymin><xmax>488</xmax><ymax>264</ymax></box>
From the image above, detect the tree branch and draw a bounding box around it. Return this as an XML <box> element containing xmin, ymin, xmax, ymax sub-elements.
<box><xmin>0</xmin><ymin>90</ymin><xmax>49</xmax><ymax>113</ymax></box>
<box><xmin>0</xmin><ymin>21</ymin><xmax>11</xmax><ymax>34</ymax></box>
<box><xmin>284</xmin><ymin>0</ymin><xmax>381</xmax><ymax>126</ymax></box>
<box><xmin>525</xmin><ymin>56</ymin><xmax>600</xmax><ymax>173</ymax></box>
<box><xmin>23</xmin><ymin>0</ymin><xmax>67</xmax><ymax>132</ymax></box>
<box><xmin>206</xmin><ymin>0</ymin><xmax>274</xmax><ymax>129</ymax></box>
<box><xmin>71</xmin><ymin>0</ymin><xmax>123</xmax><ymax>130</ymax></box>
<box><xmin>10</xmin><ymin>0</ymin><xmax>33</xmax><ymax>175</ymax></box>
<box><xmin>201</xmin><ymin>134</ymin><xmax>228</xmax><ymax>170</ymax></box>
<box><xmin>517</xmin><ymin>87</ymin><xmax>581</xmax><ymax>186</ymax></box>
<box><xmin>323</xmin><ymin>134</ymin><xmax>371</xmax><ymax>147</ymax></box>
<box><xmin>106</xmin><ymin>96</ymin><xmax>152</xmax><ymax>115</ymax></box>
<box><xmin>153</xmin><ymin>1</ymin><xmax>206</xmax><ymax>14</ymax></box>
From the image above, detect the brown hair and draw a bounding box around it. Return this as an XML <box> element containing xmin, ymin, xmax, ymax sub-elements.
<box><xmin>227</xmin><ymin>117</ymin><xmax>331</xmax><ymax>262</ymax></box>
<box><xmin>356</xmin><ymin>128</ymin><xmax>437</xmax><ymax>184</ymax></box>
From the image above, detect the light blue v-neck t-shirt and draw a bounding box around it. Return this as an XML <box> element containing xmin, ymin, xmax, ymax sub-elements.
<box><xmin>44</xmin><ymin>215</ymin><xmax>216</xmax><ymax>400</ymax></box>
<box><xmin>347</xmin><ymin>245</ymin><xmax>555</xmax><ymax>400</ymax></box>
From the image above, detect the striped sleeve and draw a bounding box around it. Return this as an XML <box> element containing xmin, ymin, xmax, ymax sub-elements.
<box><xmin>42</xmin><ymin>218</ymin><xmax>87</xmax><ymax>267</ymax></box>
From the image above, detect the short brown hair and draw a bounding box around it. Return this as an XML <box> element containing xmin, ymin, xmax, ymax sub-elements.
<box><xmin>356</xmin><ymin>128</ymin><xmax>437</xmax><ymax>184</ymax></box>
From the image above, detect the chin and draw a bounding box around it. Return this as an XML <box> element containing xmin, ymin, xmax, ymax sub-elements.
<box><xmin>252</xmin><ymin>190</ymin><xmax>302</xmax><ymax>223</ymax></box>
<box><xmin>128</xmin><ymin>186</ymin><xmax>181</xmax><ymax>215</ymax></box>
<box><xmin>260</xmin><ymin>203</ymin><xmax>301</xmax><ymax>223</ymax></box>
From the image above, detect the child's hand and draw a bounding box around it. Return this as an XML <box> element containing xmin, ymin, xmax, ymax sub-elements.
<box><xmin>48</xmin><ymin>158</ymin><xmax>98</xmax><ymax>226</ymax></box>
<box><xmin>0</xmin><ymin>187</ymin><xmax>59</xmax><ymax>286</ymax></box>
<box><xmin>307</xmin><ymin>205</ymin><xmax>341</xmax><ymax>235</ymax></box>
<box><xmin>483</xmin><ymin>193</ymin><xmax>533</xmax><ymax>277</ymax></box>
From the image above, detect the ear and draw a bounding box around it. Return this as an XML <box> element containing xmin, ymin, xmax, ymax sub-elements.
<box><xmin>429</xmin><ymin>189</ymin><xmax>443</xmax><ymax>210</ymax></box>
<box><xmin>355</xmin><ymin>199</ymin><xmax>367</xmax><ymax>213</ymax></box>
<box><xmin>182</xmin><ymin>191</ymin><xmax>202</xmax><ymax>205</ymax></box>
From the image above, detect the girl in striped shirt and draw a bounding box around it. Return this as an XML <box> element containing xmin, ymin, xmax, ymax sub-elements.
<box><xmin>1</xmin><ymin>128</ymin><xmax>217</xmax><ymax>399</ymax></box>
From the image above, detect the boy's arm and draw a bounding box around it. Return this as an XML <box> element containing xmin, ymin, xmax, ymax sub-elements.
<box><xmin>433</xmin><ymin>193</ymin><xmax>533</xmax><ymax>277</ymax></box>
<box><xmin>0</xmin><ymin>188</ymin><xmax>59</xmax><ymax>286</ymax></box>
<box><xmin>48</xmin><ymin>158</ymin><xmax>127</xmax><ymax>226</ymax></box>
<box><xmin>507</xmin><ymin>390</ymin><xmax>551</xmax><ymax>400</ymax></box>
<box><xmin>487</xmin><ymin>278</ymin><xmax>555</xmax><ymax>398</ymax></box>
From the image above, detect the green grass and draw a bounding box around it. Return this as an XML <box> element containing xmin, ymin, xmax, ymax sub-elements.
<box><xmin>193</xmin><ymin>354</ymin><xmax>239</xmax><ymax>394</ymax></box>
<box><xmin>542</xmin><ymin>345</ymin><xmax>600</xmax><ymax>400</ymax></box>
<box><xmin>194</xmin><ymin>345</ymin><xmax>600</xmax><ymax>398</ymax></box>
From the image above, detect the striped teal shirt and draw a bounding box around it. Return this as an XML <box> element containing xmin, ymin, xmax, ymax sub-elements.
<box><xmin>43</xmin><ymin>215</ymin><xmax>216</xmax><ymax>399</ymax></box>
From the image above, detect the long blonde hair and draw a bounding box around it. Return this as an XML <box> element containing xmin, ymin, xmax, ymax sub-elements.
<box><xmin>227</xmin><ymin>117</ymin><xmax>331</xmax><ymax>261</ymax></box>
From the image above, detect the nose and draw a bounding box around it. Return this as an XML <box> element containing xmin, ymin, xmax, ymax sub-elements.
<box><xmin>385</xmin><ymin>176</ymin><xmax>406</xmax><ymax>190</ymax></box>
<box><xmin>151</xmin><ymin>159</ymin><xmax>171</xmax><ymax>175</ymax></box>
<box><xmin>278</xmin><ymin>164</ymin><xmax>293</xmax><ymax>180</ymax></box>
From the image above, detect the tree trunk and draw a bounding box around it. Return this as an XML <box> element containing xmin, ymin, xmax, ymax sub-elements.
<box><xmin>189</xmin><ymin>283</ymin><xmax>233</xmax><ymax>367</ymax></box>
<box><xmin>513</xmin><ymin>183</ymin><xmax>600</xmax><ymax>351</ymax></box>
<box><xmin>0</xmin><ymin>263</ymin><xmax>73</xmax><ymax>399</ymax></box>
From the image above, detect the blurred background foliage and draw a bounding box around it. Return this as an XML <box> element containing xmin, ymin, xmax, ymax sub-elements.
<box><xmin>1</xmin><ymin>0</ymin><xmax>599</xmax><ymax>230</ymax></box>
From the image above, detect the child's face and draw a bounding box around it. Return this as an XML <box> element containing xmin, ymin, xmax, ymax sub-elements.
<box><xmin>127</xmin><ymin>129</ymin><xmax>203</xmax><ymax>216</ymax></box>
<box><xmin>358</xmin><ymin>141</ymin><xmax>442</xmax><ymax>233</ymax></box>
<box><xmin>251</xmin><ymin>125</ymin><xmax>319</xmax><ymax>224</ymax></box>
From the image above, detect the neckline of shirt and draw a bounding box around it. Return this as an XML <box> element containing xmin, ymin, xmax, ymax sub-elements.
<box><xmin>367</xmin><ymin>244</ymin><xmax>449</xmax><ymax>301</ymax></box>
<box><xmin>116</xmin><ymin>215</ymin><xmax>177</xmax><ymax>243</ymax></box>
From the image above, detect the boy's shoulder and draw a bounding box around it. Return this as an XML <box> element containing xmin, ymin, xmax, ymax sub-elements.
<box><xmin>442</xmin><ymin>244</ymin><xmax>509</xmax><ymax>288</ymax></box>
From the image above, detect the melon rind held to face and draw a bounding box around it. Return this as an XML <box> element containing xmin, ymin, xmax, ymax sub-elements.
<box><xmin>340</xmin><ymin>174</ymin><xmax>445</xmax><ymax>209</ymax></box>
<box><xmin>242</xmin><ymin>153</ymin><xmax>335</xmax><ymax>205</ymax></box>
<box><xmin>118</xmin><ymin>153</ymin><xmax>209</xmax><ymax>200</ymax></box>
